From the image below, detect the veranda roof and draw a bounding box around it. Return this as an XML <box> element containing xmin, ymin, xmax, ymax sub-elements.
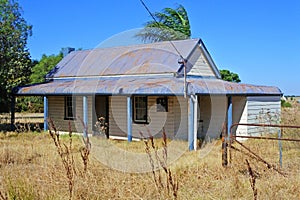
<box><xmin>13</xmin><ymin>76</ymin><xmax>282</xmax><ymax>96</ymax></box>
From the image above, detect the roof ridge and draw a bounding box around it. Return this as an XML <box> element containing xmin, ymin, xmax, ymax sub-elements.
<box><xmin>74</xmin><ymin>38</ymin><xmax>200</xmax><ymax>53</ymax></box>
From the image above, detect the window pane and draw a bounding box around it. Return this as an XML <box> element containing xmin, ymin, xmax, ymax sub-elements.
<box><xmin>65</xmin><ymin>96</ymin><xmax>75</xmax><ymax>119</ymax></box>
<box><xmin>134</xmin><ymin>96</ymin><xmax>147</xmax><ymax>123</ymax></box>
<box><xmin>157</xmin><ymin>97</ymin><xmax>168</xmax><ymax>112</ymax></box>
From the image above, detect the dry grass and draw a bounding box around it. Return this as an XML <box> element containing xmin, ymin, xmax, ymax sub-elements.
<box><xmin>140</xmin><ymin>129</ymin><xmax>179</xmax><ymax>199</ymax></box>
<box><xmin>0</xmin><ymin>104</ymin><xmax>299</xmax><ymax>199</ymax></box>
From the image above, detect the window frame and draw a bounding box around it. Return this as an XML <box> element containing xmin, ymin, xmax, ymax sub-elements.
<box><xmin>156</xmin><ymin>96</ymin><xmax>168</xmax><ymax>112</ymax></box>
<box><xmin>133</xmin><ymin>96</ymin><xmax>148</xmax><ymax>124</ymax></box>
<box><xmin>64</xmin><ymin>96</ymin><xmax>76</xmax><ymax>120</ymax></box>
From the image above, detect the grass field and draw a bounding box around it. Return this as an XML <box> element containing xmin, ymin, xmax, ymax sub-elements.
<box><xmin>0</xmin><ymin>103</ymin><xmax>299</xmax><ymax>199</ymax></box>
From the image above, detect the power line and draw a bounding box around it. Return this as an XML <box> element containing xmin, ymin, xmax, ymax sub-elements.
<box><xmin>139</xmin><ymin>0</ymin><xmax>188</xmax><ymax>98</ymax></box>
<box><xmin>139</xmin><ymin>0</ymin><xmax>184</xmax><ymax>60</ymax></box>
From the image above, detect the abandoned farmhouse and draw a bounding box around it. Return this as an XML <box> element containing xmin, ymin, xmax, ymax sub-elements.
<box><xmin>13</xmin><ymin>38</ymin><xmax>282</xmax><ymax>150</ymax></box>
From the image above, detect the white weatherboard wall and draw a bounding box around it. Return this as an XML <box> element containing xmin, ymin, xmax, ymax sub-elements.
<box><xmin>231</xmin><ymin>96</ymin><xmax>281</xmax><ymax>137</ymax></box>
<box><xmin>187</xmin><ymin>46</ymin><xmax>216</xmax><ymax>78</ymax></box>
<box><xmin>246</xmin><ymin>96</ymin><xmax>281</xmax><ymax>136</ymax></box>
<box><xmin>232</xmin><ymin>96</ymin><xmax>248</xmax><ymax>137</ymax></box>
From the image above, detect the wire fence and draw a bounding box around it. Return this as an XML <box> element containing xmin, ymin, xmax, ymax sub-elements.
<box><xmin>0</xmin><ymin>113</ymin><xmax>43</xmax><ymax>132</ymax></box>
<box><xmin>222</xmin><ymin>123</ymin><xmax>300</xmax><ymax>173</ymax></box>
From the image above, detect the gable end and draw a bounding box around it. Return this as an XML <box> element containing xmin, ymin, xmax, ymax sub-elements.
<box><xmin>177</xmin><ymin>39</ymin><xmax>221</xmax><ymax>79</ymax></box>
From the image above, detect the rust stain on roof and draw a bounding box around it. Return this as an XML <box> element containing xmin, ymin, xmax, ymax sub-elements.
<box><xmin>48</xmin><ymin>39</ymin><xmax>199</xmax><ymax>78</ymax></box>
<box><xmin>14</xmin><ymin>77</ymin><xmax>282</xmax><ymax>96</ymax></box>
<box><xmin>14</xmin><ymin>39</ymin><xmax>281</xmax><ymax>97</ymax></box>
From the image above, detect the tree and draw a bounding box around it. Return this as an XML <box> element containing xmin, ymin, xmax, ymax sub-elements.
<box><xmin>136</xmin><ymin>4</ymin><xmax>191</xmax><ymax>42</ymax></box>
<box><xmin>16</xmin><ymin>52</ymin><xmax>63</xmax><ymax>113</ymax></box>
<box><xmin>30</xmin><ymin>53</ymin><xmax>63</xmax><ymax>84</ymax></box>
<box><xmin>219</xmin><ymin>69</ymin><xmax>241</xmax><ymax>83</ymax></box>
<box><xmin>0</xmin><ymin>0</ymin><xmax>32</xmax><ymax>112</ymax></box>
<box><xmin>137</xmin><ymin>4</ymin><xmax>241</xmax><ymax>83</ymax></box>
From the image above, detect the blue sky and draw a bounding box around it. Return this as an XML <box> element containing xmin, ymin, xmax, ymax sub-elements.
<box><xmin>18</xmin><ymin>0</ymin><xmax>300</xmax><ymax>95</ymax></box>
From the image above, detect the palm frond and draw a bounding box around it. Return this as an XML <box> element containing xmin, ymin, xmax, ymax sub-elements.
<box><xmin>135</xmin><ymin>27</ymin><xmax>189</xmax><ymax>43</ymax></box>
<box><xmin>136</xmin><ymin>4</ymin><xmax>191</xmax><ymax>43</ymax></box>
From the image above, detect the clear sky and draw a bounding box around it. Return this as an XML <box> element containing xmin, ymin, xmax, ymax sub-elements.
<box><xmin>18</xmin><ymin>0</ymin><xmax>300</xmax><ymax>95</ymax></box>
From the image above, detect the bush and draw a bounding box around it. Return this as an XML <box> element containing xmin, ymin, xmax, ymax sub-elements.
<box><xmin>15</xmin><ymin>96</ymin><xmax>43</xmax><ymax>113</ymax></box>
<box><xmin>281</xmin><ymin>100</ymin><xmax>292</xmax><ymax>108</ymax></box>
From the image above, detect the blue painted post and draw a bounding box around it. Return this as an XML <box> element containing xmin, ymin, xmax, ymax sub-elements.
<box><xmin>83</xmin><ymin>96</ymin><xmax>88</xmax><ymax>137</ymax></box>
<box><xmin>278</xmin><ymin>129</ymin><xmax>283</xmax><ymax>168</ymax></box>
<box><xmin>188</xmin><ymin>95</ymin><xmax>194</xmax><ymax>151</ymax></box>
<box><xmin>227</xmin><ymin>96</ymin><xmax>233</xmax><ymax>141</ymax></box>
<box><xmin>127</xmin><ymin>96</ymin><xmax>132</xmax><ymax>142</ymax></box>
<box><xmin>193</xmin><ymin>95</ymin><xmax>198</xmax><ymax>151</ymax></box>
<box><xmin>44</xmin><ymin>96</ymin><xmax>48</xmax><ymax>131</ymax></box>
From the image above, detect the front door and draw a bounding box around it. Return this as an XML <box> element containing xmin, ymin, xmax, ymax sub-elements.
<box><xmin>93</xmin><ymin>96</ymin><xmax>109</xmax><ymax>135</ymax></box>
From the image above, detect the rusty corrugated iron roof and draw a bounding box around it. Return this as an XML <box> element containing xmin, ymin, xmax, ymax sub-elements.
<box><xmin>14</xmin><ymin>76</ymin><xmax>282</xmax><ymax>96</ymax></box>
<box><xmin>14</xmin><ymin>38</ymin><xmax>281</xmax><ymax>96</ymax></box>
<box><xmin>46</xmin><ymin>39</ymin><xmax>200</xmax><ymax>78</ymax></box>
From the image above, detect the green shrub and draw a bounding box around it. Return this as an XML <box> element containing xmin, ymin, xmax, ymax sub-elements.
<box><xmin>15</xmin><ymin>96</ymin><xmax>43</xmax><ymax>113</ymax></box>
<box><xmin>281</xmin><ymin>100</ymin><xmax>292</xmax><ymax>108</ymax></box>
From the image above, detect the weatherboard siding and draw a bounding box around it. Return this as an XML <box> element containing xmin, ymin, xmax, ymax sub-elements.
<box><xmin>246</xmin><ymin>96</ymin><xmax>281</xmax><ymax>135</ymax></box>
<box><xmin>108</xmin><ymin>96</ymin><xmax>127</xmax><ymax>137</ymax></box>
<box><xmin>46</xmin><ymin>94</ymin><xmax>281</xmax><ymax>140</ymax></box>
<box><xmin>187</xmin><ymin>47</ymin><xmax>216</xmax><ymax>77</ymax></box>
<box><xmin>174</xmin><ymin>96</ymin><xmax>188</xmax><ymax>140</ymax></box>
<box><xmin>133</xmin><ymin>96</ymin><xmax>174</xmax><ymax>138</ymax></box>
<box><xmin>208</xmin><ymin>96</ymin><xmax>227</xmax><ymax>139</ymax></box>
<box><xmin>232</xmin><ymin>96</ymin><xmax>248</xmax><ymax>137</ymax></box>
<box><xmin>48</xmin><ymin>96</ymin><xmax>66</xmax><ymax>129</ymax></box>
<box><xmin>48</xmin><ymin>96</ymin><xmax>93</xmax><ymax>133</ymax></box>
<box><xmin>108</xmin><ymin>96</ymin><xmax>175</xmax><ymax>139</ymax></box>
<box><xmin>230</xmin><ymin>96</ymin><xmax>281</xmax><ymax>137</ymax></box>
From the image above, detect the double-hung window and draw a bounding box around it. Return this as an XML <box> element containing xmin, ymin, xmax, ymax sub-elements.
<box><xmin>133</xmin><ymin>96</ymin><xmax>147</xmax><ymax>123</ymax></box>
<box><xmin>64</xmin><ymin>96</ymin><xmax>76</xmax><ymax>120</ymax></box>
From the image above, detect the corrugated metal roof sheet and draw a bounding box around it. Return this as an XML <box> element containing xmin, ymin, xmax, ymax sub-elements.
<box><xmin>14</xmin><ymin>77</ymin><xmax>282</xmax><ymax>96</ymax></box>
<box><xmin>47</xmin><ymin>39</ymin><xmax>200</xmax><ymax>78</ymax></box>
<box><xmin>14</xmin><ymin>38</ymin><xmax>281</xmax><ymax>97</ymax></box>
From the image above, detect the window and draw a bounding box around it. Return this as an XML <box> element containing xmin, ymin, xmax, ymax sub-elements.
<box><xmin>157</xmin><ymin>97</ymin><xmax>168</xmax><ymax>112</ymax></box>
<box><xmin>64</xmin><ymin>96</ymin><xmax>76</xmax><ymax>120</ymax></box>
<box><xmin>133</xmin><ymin>96</ymin><xmax>147</xmax><ymax>123</ymax></box>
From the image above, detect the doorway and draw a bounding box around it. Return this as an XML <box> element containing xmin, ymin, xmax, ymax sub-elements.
<box><xmin>93</xmin><ymin>96</ymin><xmax>109</xmax><ymax>134</ymax></box>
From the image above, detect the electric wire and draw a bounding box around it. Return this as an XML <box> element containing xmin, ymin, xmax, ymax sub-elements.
<box><xmin>139</xmin><ymin>0</ymin><xmax>185</xmax><ymax>60</ymax></box>
<box><xmin>139</xmin><ymin>0</ymin><xmax>188</xmax><ymax>97</ymax></box>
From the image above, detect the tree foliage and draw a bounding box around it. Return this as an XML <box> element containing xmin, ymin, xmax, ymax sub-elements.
<box><xmin>30</xmin><ymin>53</ymin><xmax>63</xmax><ymax>84</ymax></box>
<box><xmin>16</xmin><ymin>52</ymin><xmax>63</xmax><ymax>113</ymax></box>
<box><xmin>220</xmin><ymin>69</ymin><xmax>241</xmax><ymax>83</ymax></box>
<box><xmin>0</xmin><ymin>0</ymin><xmax>32</xmax><ymax>112</ymax></box>
<box><xmin>136</xmin><ymin>4</ymin><xmax>191</xmax><ymax>42</ymax></box>
<box><xmin>137</xmin><ymin>4</ymin><xmax>241</xmax><ymax>84</ymax></box>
